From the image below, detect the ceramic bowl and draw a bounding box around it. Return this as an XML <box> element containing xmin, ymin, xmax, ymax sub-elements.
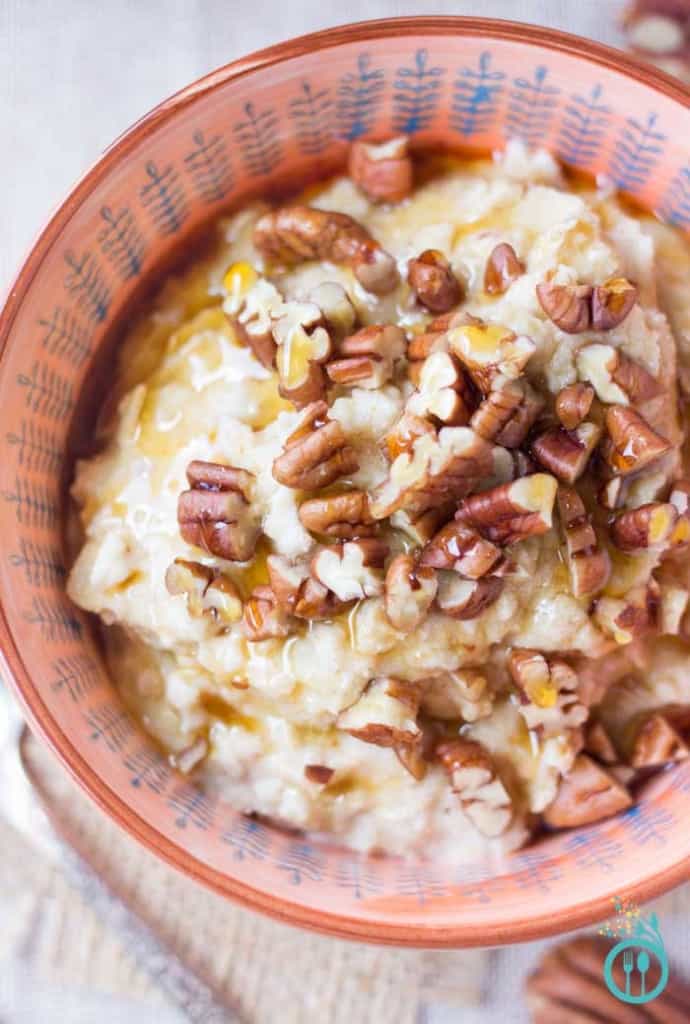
<box><xmin>2</xmin><ymin>17</ymin><xmax>690</xmax><ymax>947</ymax></box>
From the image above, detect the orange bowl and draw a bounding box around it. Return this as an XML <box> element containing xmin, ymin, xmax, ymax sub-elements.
<box><xmin>2</xmin><ymin>17</ymin><xmax>690</xmax><ymax>947</ymax></box>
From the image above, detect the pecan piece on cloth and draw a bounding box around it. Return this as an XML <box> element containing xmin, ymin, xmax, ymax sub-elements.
<box><xmin>337</xmin><ymin>677</ymin><xmax>422</xmax><ymax>748</ymax></box>
<box><xmin>420</xmin><ymin>520</ymin><xmax>502</xmax><ymax>578</ymax></box>
<box><xmin>610</xmin><ymin>501</ymin><xmax>678</xmax><ymax>552</ymax></box>
<box><xmin>594</xmin><ymin>583</ymin><xmax>659</xmax><ymax>645</ymax></box>
<box><xmin>405</xmin><ymin>351</ymin><xmax>476</xmax><ymax>425</ymax></box>
<box><xmin>555</xmin><ymin>382</ymin><xmax>594</xmax><ymax>430</ymax></box>
<box><xmin>526</xmin><ymin>933</ymin><xmax>690</xmax><ymax>1024</ymax></box>
<box><xmin>531</xmin><ymin>422</ymin><xmax>601</xmax><ymax>484</ymax></box>
<box><xmin>436</xmin><ymin>737</ymin><xmax>513</xmax><ymax>837</ymax></box>
<box><xmin>272</xmin><ymin>401</ymin><xmax>358</xmax><ymax>490</ymax></box>
<box><xmin>629</xmin><ymin>708</ymin><xmax>690</xmax><ymax>768</ymax></box>
<box><xmin>483</xmin><ymin>242</ymin><xmax>525</xmax><ymax>295</ymax></box>
<box><xmin>576</xmin><ymin>342</ymin><xmax>660</xmax><ymax>405</ymax></box>
<box><xmin>326</xmin><ymin>324</ymin><xmax>406</xmax><ymax>389</ymax></box>
<box><xmin>421</xmin><ymin>670</ymin><xmax>493</xmax><ymax>723</ymax></box>
<box><xmin>384</xmin><ymin>553</ymin><xmax>438</xmax><ymax>632</ymax></box>
<box><xmin>273</xmin><ymin>299</ymin><xmax>333</xmax><ymax>407</ymax></box>
<box><xmin>591</xmin><ymin>276</ymin><xmax>639</xmax><ymax>331</ymax></box>
<box><xmin>178</xmin><ymin>460</ymin><xmax>260</xmax><ymax>562</ymax></box>
<box><xmin>470</xmin><ymin>377</ymin><xmax>543</xmax><ymax>448</ymax></box>
<box><xmin>242</xmin><ymin>584</ymin><xmax>294</xmax><ymax>641</ymax></box>
<box><xmin>536</xmin><ymin>278</ymin><xmax>592</xmax><ymax>333</ymax></box>
<box><xmin>253</xmin><ymin>205</ymin><xmax>398</xmax><ymax>294</ymax></box>
<box><xmin>298</xmin><ymin>490</ymin><xmax>375</xmax><ymax>538</ymax></box>
<box><xmin>453</xmin><ymin>474</ymin><xmax>558</xmax><ymax>546</ymax></box>
<box><xmin>348</xmin><ymin>135</ymin><xmax>413</xmax><ymax>204</ymax></box>
<box><xmin>311</xmin><ymin>538</ymin><xmax>388</xmax><ymax>602</ymax></box>
<box><xmin>165</xmin><ymin>559</ymin><xmax>243</xmax><ymax>626</ymax></box>
<box><xmin>556</xmin><ymin>486</ymin><xmax>611</xmax><ymax>598</ymax></box>
<box><xmin>447</xmin><ymin>316</ymin><xmax>536</xmax><ymax>393</ymax></box>
<box><xmin>602</xmin><ymin>406</ymin><xmax>671</xmax><ymax>476</ymax></box>
<box><xmin>370</xmin><ymin>426</ymin><xmax>495</xmax><ymax>518</ymax></box>
<box><xmin>508</xmin><ymin>649</ymin><xmax>587</xmax><ymax>737</ymax></box>
<box><xmin>435</xmin><ymin>573</ymin><xmax>504</xmax><ymax>620</ymax></box>
<box><xmin>408</xmin><ymin>249</ymin><xmax>463</xmax><ymax>313</ymax></box>
<box><xmin>542</xmin><ymin>753</ymin><xmax>632</xmax><ymax>828</ymax></box>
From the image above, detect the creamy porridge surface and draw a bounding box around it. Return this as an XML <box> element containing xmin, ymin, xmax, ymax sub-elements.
<box><xmin>68</xmin><ymin>139</ymin><xmax>690</xmax><ymax>862</ymax></box>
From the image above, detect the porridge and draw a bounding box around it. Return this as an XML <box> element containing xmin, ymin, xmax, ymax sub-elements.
<box><xmin>68</xmin><ymin>138</ymin><xmax>690</xmax><ymax>863</ymax></box>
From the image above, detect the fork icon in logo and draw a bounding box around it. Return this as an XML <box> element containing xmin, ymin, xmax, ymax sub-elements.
<box><xmin>622</xmin><ymin>948</ymin><xmax>634</xmax><ymax>995</ymax></box>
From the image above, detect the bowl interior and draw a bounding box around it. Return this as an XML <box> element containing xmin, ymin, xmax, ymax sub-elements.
<box><xmin>2</xmin><ymin>18</ymin><xmax>690</xmax><ymax>945</ymax></box>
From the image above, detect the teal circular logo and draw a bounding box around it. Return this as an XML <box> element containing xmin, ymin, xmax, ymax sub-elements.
<box><xmin>604</xmin><ymin>937</ymin><xmax>669</xmax><ymax>1005</ymax></box>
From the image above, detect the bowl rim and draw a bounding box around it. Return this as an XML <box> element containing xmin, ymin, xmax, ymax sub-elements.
<box><xmin>2</xmin><ymin>15</ymin><xmax>690</xmax><ymax>947</ymax></box>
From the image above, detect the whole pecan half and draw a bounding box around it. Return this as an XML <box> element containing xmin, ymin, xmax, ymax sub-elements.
<box><xmin>554</xmin><ymin>382</ymin><xmax>594</xmax><ymax>430</ymax></box>
<box><xmin>420</xmin><ymin>520</ymin><xmax>502</xmax><ymax>578</ymax></box>
<box><xmin>165</xmin><ymin>558</ymin><xmax>243</xmax><ymax>626</ymax></box>
<box><xmin>508</xmin><ymin>649</ymin><xmax>587</xmax><ymax>737</ymax></box>
<box><xmin>272</xmin><ymin>401</ymin><xmax>358</xmax><ymax>490</ymax></box>
<box><xmin>326</xmin><ymin>324</ymin><xmax>406</xmax><ymax>389</ymax></box>
<box><xmin>406</xmin><ymin>351</ymin><xmax>476</xmax><ymax>425</ymax></box>
<box><xmin>603</xmin><ymin>406</ymin><xmax>671</xmax><ymax>476</ymax></box>
<box><xmin>348</xmin><ymin>135</ymin><xmax>413</xmax><ymax>204</ymax></box>
<box><xmin>436</xmin><ymin>737</ymin><xmax>513</xmax><ymax>837</ymax></box>
<box><xmin>407</xmin><ymin>249</ymin><xmax>463</xmax><ymax>313</ymax></box>
<box><xmin>435</xmin><ymin>574</ymin><xmax>504</xmax><ymax>620</ymax></box>
<box><xmin>610</xmin><ymin>501</ymin><xmax>678</xmax><ymax>551</ymax></box>
<box><xmin>591</xmin><ymin>276</ymin><xmax>638</xmax><ymax>331</ymax></box>
<box><xmin>337</xmin><ymin>677</ymin><xmax>422</xmax><ymax>748</ymax></box>
<box><xmin>253</xmin><ymin>205</ymin><xmax>398</xmax><ymax>294</ymax></box>
<box><xmin>298</xmin><ymin>490</ymin><xmax>375</xmax><ymax>538</ymax></box>
<box><xmin>536</xmin><ymin>278</ymin><xmax>592</xmax><ymax>333</ymax></box>
<box><xmin>384</xmin><ymin>553</ymin><xmax>438</xmax><ymax>632</ymax></box>
<box><xmin>531</xmin><ymin>422</ymin><xmax>601</xmax><ymax>484</ymax></box>
<box><xmin>484</xmin><ymin>242</ymin><xmax>525</xmax><ymax>295</ymax></box>
<box><xmin>556</xmin><ymin>486</ymin><xmax>611</xmax><ymax>598</ymax></box>
<box><xmin>454</xmin><ymin>474</ymin><xmax>558</xmax><ymax>546</ymax></box>
<box><xmin>470</xmin><ymin>378</ymin><xmax>543</xmax><ymax>448</ymax></box>
<box><xmin>178</xmin><ymin>461</ymin><xmax>260</xmax><ymax>562</ymax></box>
<box><xmin>577</xmin><ymin>342</ymin><xmax>660</xmax><ymax>405</ymax></box>
<box><xmin>542</xmin><ymin>753</ymin><xmax>632</xmax><ymax>828</ymax></box>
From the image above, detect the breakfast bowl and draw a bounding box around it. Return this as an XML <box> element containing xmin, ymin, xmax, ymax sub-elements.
<box><xmin>2</xmin><ymin>16</ymin><xmax>690</xmax><ymax>947</ymax></box>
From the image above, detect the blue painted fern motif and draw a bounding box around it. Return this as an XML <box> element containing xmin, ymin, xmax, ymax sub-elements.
<box><xmin>24</xmin><ymin>595</ymin><xmax>82</xmax><ymax>642</ymax></box>
<box><xmin>557</xmin><ymin>85</ymin><xmax>611</xmax><ymax>168</ymax></box>
<box><xmin>394</xmin><ymin>865</ymin><xmax>447</xmax><ymax>904</ymax></box>
<box><xmin>659</xmin><ymin>165</ymin><xmax>690</xmax><ymax>227</ymax></box>
<box><xmin>289</xmin><ymin>82</ymin><xmax>333</xmax><ymax>156</ymax></box>
<box><xmin>562</xmin><ymin>830</ymin><xmax>623</xmax><ymax>873</ymax></box>
<box><xmin>392</xmin><ymin>49</ymin><xmax>444</xmax><ymax>135</ymax></box>
<box><xmin>9</xmin><ymin>538</ymin><xmax>65</xmax><ymax>587</ymax></box>
<box><xmin>97</xmin><ymin>205</ymin><xmax>147</xmax><ymax>280</ymax></box>
<box><xmin>7</xmin><ymin>421</ymin><xmax>63</xmax><ymax>474</ymax></box>
<box><xmin>511</xmin><ymin>851</ymin><xmax>561</xmax><ymax>892</ymax></box>
<box><xmin>506</xmin><ymin>65</ymin><xmax>560</xmax><ymax>147</ymax></box>
<box><xmin>63</xmin><ymin>250</ymin><xmax>110</xmax><ymax>323</ymax></box>
<box><xmin>184</xmin><ymin>130</ymin><xmax>233</xmax><ymax>203</ymax></box>
<box><xmin>139</xmin><ymin>161</ymin><xmax>189</xmax><ymax>236</ymax></box>
<box><xmin>50</xmin><ymin>654</ymin><xmax>99</xmax><ymax>703</ymax></box>
<box><xmin>168</xmin><ymin>783</ymin><xmax>216</xmax><ymax>831</ymax></box>
<box><xmin>620</xmin><ymin>803</ymin><xmax>675</xmax><ymax>846</ymax></box>
<box><xmin>234</xmin><ymin>102</ymin><xmax>282</xmax><ymax>177</ymax></box>
<box><xmin>124</xmin><ymin>748</ymin><xmax>171</xmax><ymax>794</ymax></box>
<box><xmin>331</xmin><ymin>858</ymin><xmax>383</xmax><ymax>899</ymax></box>
<box><xmin>38</xmin><ymin>307</ymin><xmax>93</xmax><ymax>368</ymax></box>
<box><xmin>608</xmin><ymin>113</ymin><xmax>666</xmax><ymax>192</ymax></box>
<box><xmin>2</xmin><ymin>477</ymin><xmax>58</xmax><ymax>529</ymax></box>
<box><xmin>451</xmin><ymin>51</ymin><xmax>505</xmax><ymax>137</ymax></box>
<box><xmin>16</xmin><ymin>362</ymin><xmax>73</xmax><ymax>419</ymax></box>
<box><xmin>336</xmin><ymin>53</ymin><xmax>385</xmax><ymax>140</ymax></box>
<box><xmin>456</xmin><ymin>864</ymin><xmax>500</xmax><ymax>904</ymax></box>
<box><xmin>221</xmin><ymin>816</ymin><xmax>271</xmax><ymax>861</ymax></box>
<box><xmin>85</xmin><ymin>705</ymin><xmax>133</xmax><ymax>752</ymax></box>
<box><xmin>276</xmin><ymin>840</ymin><xmax>324</xmax><ymax>884</ymax></box>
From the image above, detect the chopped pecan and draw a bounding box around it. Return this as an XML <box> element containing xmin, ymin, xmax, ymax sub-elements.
<box><xmin>594</xmin><ymin>583</ymin><xmax>658</xmax><ymax>644</ymax></box>
<box><xmin>370</xmin><ymin>426</ymin><xmax>495</xmax><ymax>518</ymax></box>
<box><xmin>447</xmin><ymin>317</ymin><xmax>536</xmax><ymax>393</ymax></box>
<box><xmin>555</xmin><ymin>382</ymin><xmax>594</xmax><ymax>431</ymax></box>
<box><xmin>272</xmin><ymin>299</ymin><xmax>333</xmax><ymax>407</ymax></box>
<box><xmin>406</xmin><ymin>351</ymin><xmax>476</xmax><ymax>425</ymax></box>
<box><xmin>311</xmin><ymin>538</ymin><xmax>388</xmax><ymax>602</ymax></box>
<box><xmin>242</xmin><ymin>585</ymin><xmax>293</xmax><ymax>641</ymax></box>
<box><xmin>591</xmin><ymin>276</ymin><xmax>638</xmax><ymax>331</ymax></box>
<box><xmin>382</xmin><ymin>411</ymin><xmax>436</xmax><ymax>462</ymax></box>
<box><xmin>508</xmin><ymin>650</ymin><xmax>587</xmax><ymax>737</ymax></box>
<box><xmin>435</xmin><ymin>573</ymin><xmax>504</xmax><ymax>619</ymax></box>
<box><xmin>421</xmin><ymin>670</ymin><xmax>492</xmax><ymax>722</ymax></box>
<box><xmin>348</xmin><ymin>135</ymin><xmax>413</xmax><ymax>204</ymax></box>
<box><xmin>557</xmin><ymin>486</ymin><xmax>611</xmax><ymax>598</ymax></box>
<box><xmin>542</xmin><ymin>753</ymin><xmax>632</xmax><ymax>828</ymax></box>
<box><xmin>266</xmin><ymin>554</ymin><xmax>310</xmax><ymax>612</ymax></box>
<box><xmin>253</xmin><ymin>205</ymin><xmax>398</xmax><ymax>294</ymax></box>
<box><xmin>624</xmin><ymin>3</ymin><xmax>689</xmax><ymax>57</ymax></box>
<box><xmin>436</xmin><ymin>738</ymin><xmax>513</xmax><ymax>837</ymax></box>
<box><xmin>326</xmin><ymin>324</ymin><xmax>406</xmax><ymax>389</ymax></box>
<box><xmin>298</xmin><ymin>490</ymin><xmax>375</xmax><ymax>538</ymax></box>
<box><xmin>584</xmin><ymin>720</ymin><xmax>619</xmax><ymax>764</ymax></box>
<box><xmin>630</xmin><ymin>710</ymin><xmax>689</xmax><ymax>768</ymax></box>
<box><xmin>576</xmin><ymin>342</ymin><xmax>660</xmax><ymax>405</ymax></box>
<box><xmin>407</xmin><ymin>312</ymin><xmax>456</xmax><ymax>361</ymax></box>
<box><xmin>483</xmin><ymin>242</ymin><xmax>525</xmax><ymax>295</ymax></box>
<box><xmin>384</xmin><ymin>554</ymin><xmax>437</xmax><ymax>632</ymax></box>
<box><xmin>389</xmin><ymin>504</ymin><xmax>455</xmax><ymax>545</ymax></box>
<box><xmin>394</xmin><ymin>740</ymin><xmax>429</xmax><ymax>782</ymax></box>
<box><xmin>337</xmin><ymin>677</ymin><xmax>422</xmax><ymax>747</ymax></box>
<box><xmin>536</xmin><ymin>278</ymin><xmax>592</xmax><ymax>333</ymax></box>
<box><xmin>531</xmin><ymin>422</ymin><xmax>601</xmax><ymax>484</ymax></box>
<box><xmin>294</xmin><ymin>577</ymin><xmax>347</xmax><ymax>620</ymax></box>
<box><xmin>272</xmin><ymin>401</ymin><xmax>358</xmax><ymax>490</ymax></box>
<box><xmin>165</xmin><ymin>559</ymin><xmax>243</xmax><ymax>626</ymax></box>
<box><xmin>454</xmin><ymin>474</ymin><xmax>558</xmax><ymax>546</ymax></box>
<box><xmin>659</xmin><ymin>582</ymin><xmax>689</xmax><ymax>634</ymax></box>
<box><xmin>669</xmin><ymin>479</ymin><xmax>690</xmax><ymax>548</ymax></box>
<box><xmin>226</xmin><ymin>272</ymin><xmax>281</xmax><ymax>368</ymax></box>
<box><xmin>178</xmin><ymin>461</ymin><xmax>260</xmax><ymax>562</ymax></box>
<box><xmin>304</xmin><ymin>764</ymin><xmax>335</xmax><ymax>785</ymax></box>
<box><xmin>603</xmin><ymin>405</ymin><xmax>671</xmax><ymax>476</ymax></box>
<box><xmin>407</xmin><ymin>249</ymin><xmax>463</xmax><ymax>313</ymax></box>
<box><xmin>598</xmin><ymin>475</ymin><xmax>626</xmax><ymax>511</ymax></box>
<box><xmin>470</xmin><ymin>377</ymin><xmax>543</xmax><ymax>448</ymax></box>
<box><xmin>175</xmin><ymin>738</ymin><xmax>209</xmax><ymax>775</ymax></box>
<box><xmin>610</xmin><ymin>501</ymin><xmax>678</xmax><ymax>551</ymax></box>
<box><xmin>307</xmin><ymin>281</ymin><xmax>357</xmax><ymax>338</ymax></box>
<box><xmin>420</xmin><ymin>520</ymin><xmax>502</xmax><ymax>578</ymax></box>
